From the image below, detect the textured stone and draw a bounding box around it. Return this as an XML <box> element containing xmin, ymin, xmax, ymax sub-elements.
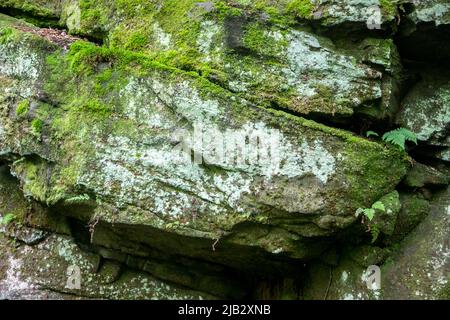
<box><xmin>0</xmin><ymin>15</ymin><xmax>409</xmax><ymax>263</ymax></box>
<box><xmin>0</xmin><ymin>233</ymin><xmax>214</xmax><ymax>299</ymax></box>
<box><xmin>2</xmin><ymin>1</ymin><xmax>403</xmax><ymax>118</ymax></box>
<box><xmin>397</xmin><ymin>69</ymin><xmax>450</xmax><ymax>146</ymax></box>
<box><xmin>0</xmin><ymin>0</ymin><xmax>448</xmax><ymax>301</ymax></box>
<box><xmin>403</xmin><ymin>162</ymin><xmax>450</xmax><ymax>188</ymax></box>
<box><xmin>369</xmin><ymin>191</ymin><xmax>401</xmax><ymax>237</ymax></box>
<box><xmin>382</xmin><ymin>187</ymin><xmax>450</xmax><ymax>299</ymax></box>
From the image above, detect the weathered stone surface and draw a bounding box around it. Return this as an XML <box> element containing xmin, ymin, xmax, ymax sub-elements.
<box><xmin>0</xmin><ymin>0</ymin><xmax>62</xmax><ymax>21</ymax></box>
<box><xmin>385</xmin><ymin>192</ymin><xmax>431</xmax><ymax>244</ymax></box>
<box><xmin>0</xmin><ymin>232</ymin><xmax>214</xmax><ymax>299</ymax></box>
<box><xmin>2</xmin><ymin>1</ymin><xmax>403</xmax><ymax>119</ymax></box>
<box><xmin>303</xmin><ymin>245</ymin><xmax>389</xmax><ymax>300</ymax></box>
<box><xmin>406</xmin><ymin>0</ymin><xmax>450</xmax><ymax>26</ymax></box>
<box><xmin>0</xmin><ymin>167</ymin><xmax>253</xmax><ymax>299</ymax></box>
<box><xmin>0</xmin><ymin>15</ymin><xmax>409</xmax><ymax>263</ymax></box>
<box><xmin>398</xmin><ymin>0</ymin><xmax>450</xmax><ymax>62</ymax></box>
<box><xmin>381</xmin><ymin>186</ymin><xmax>450</xmax><ymax>299</ymax></box>
<box><xmin>304</xmin><ymin>187</ymin><xmax>450</xmax><ymax>300</ymax></box>
<box><xmin>1</xmin><ymin>0</ymin><xmax>401</xmax><ymax>30</ymax></box>
<box><xmin>435</xmin><ymin>148</ymin><xmax>450</xmax><ymax>162</ymax></box>
<box><xmin>403</xmin><ymin>162</ymin><xmax>450</xmax><ymax>188</ymax></box>
<box><xmin>0</xmin><ymin>0</ymin><xmax>448</xmax><ymax>301</ymax></box>
<box><xmin>397</xmin><ymin>69</ymin><xmax>450</xmax><ymax>146</ymax></box>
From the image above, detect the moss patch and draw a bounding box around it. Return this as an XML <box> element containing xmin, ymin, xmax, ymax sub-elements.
<box><xmin>16</xmin><ymin>99</ymin><xmax>30</xmax><ymax>117</ymax></box>
<box><xmin>286</xmin><ymin>0</ymin><xmax>314</xmax><ymax>19</ymax></box>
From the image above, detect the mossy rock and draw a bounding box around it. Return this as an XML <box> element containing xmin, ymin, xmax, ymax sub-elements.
<box><xmin>385</xmin><ymin>192</ymin><xmax>431</xmax><ymax>244</ymax></box>
<box><xmin>2</xmin><ymin>1</ymin><xmax>402</xmax><ymax>118</ymax></box>
<box><xmin>366</xmin><ymin>191</ymin><xmax>401</xmax><ymax>240</ymax></box>
<box><xmin>381</xmin><ymin>187</ymin><xmax>450</xmax><ymax>299</ymax></box>
<box><xmin>403</xmin><ymin>162</ymin><xmax>450</xmax><ymax>188</ymax></box>
<box><xmin>0</xmin><ymin>15</ymin><xmax>410</xmax><ymax>264</ymax></box>
<box><xmin>396</xmin><ymin>68</ymin><xmax>450</xmax><ymax>146</ymax></box>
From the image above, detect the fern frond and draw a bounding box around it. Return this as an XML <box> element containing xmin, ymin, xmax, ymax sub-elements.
<box><xmin>382</xmin><ymin>128</ymin><xmax>418</xmax><ymax>150</ymax></box>
<box><xmin>372</xmin><ymin>201</ymin><xmax>385</xmax><ymax>212</ymax></box>
<box><xmin>366</xmin><ymin>131</ymin><xmax>379</xmax><ymax>138</ymax></box>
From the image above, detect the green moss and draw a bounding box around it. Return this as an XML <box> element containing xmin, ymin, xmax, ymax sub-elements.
<box><xmin>65</xmin><ymin>41</ymin><xmax>179</xmax><ymax>76</ymax></box>
<box><xmin>380</xmin><ymin>0</ymin><xmax>397</xmax><ymax>16</ymax></box>
<box><xmin>243</xmin><ymin>23</ymin><xmax>288</xmax><ymax>57</ymax></box>
<box><xmin>16</xmin><ymin>99</ymin><xmax>30</xmax><ymax>117</ymax></box>
<box><xmin>0</xmin><ymin>166</ymin><xmax>30</xmax><ymax>224</ymax></box>
<box><xmin>214</xmin><ymin>1</ymin><xmax>245</xmax><ymax>18</ymax></box>
<box><xmin>438</xmin><ymin>279</ymin><xmax>450</xmax><ymax>299</ymax></box>
<box><xmin>12</xmin><ymin>159</ymin><xmax>48</xmax><ymax>203</ymax></box>
<box><xmin>0</xmin><ymin>26</ymin><xmax>19</xmax><ymax>44</ymax></box>
<box><xmin>0</xmin><ymin>1</ymin><xmax>61</xmax><ymax>28</ymax></box>
<box><xmin>391</xmin><ymin>194</ymin><xmax>430</xmax><ymax>241</ymax></box>
<box><xmin>78</xmin><ymin>0</ymin><xmax>109</xmax><ymax>38</ymax></box>
<box><xmin>123</xmin><ymin>31</ymin><xmax>149</xmax><ymax>51</ymax></box>
<box><xmin>286</xmin><ymin>0</ymin><xmax>314</xmax><ymax>19</ymax></box>
<box><xmin>31</xmin><ymin>118</ymin><xmax>44</xmax><ymax>136</ymax></box>
<box><xmin>82</xmin><ymin>100</ymin><xmax>111</xmax><ymax>116</ymax></box>
<box><xmin>215</xmin><ymin>1</ymin><xmax>297</xmax><ymax>26</ymax></box>
<box><xmin>0</xmin><ymin>0</ymin><xmax>59</xmax><ymax>18</ymax></box>
<box><xmin>283</xmin><ymin>84</ymin><xmax>354</xmax><ymax>116</ymax></box>
<box><xmin>265</xmin><ymin>107</ymin><xmax>397</xmax><ymax>148</ymax></box>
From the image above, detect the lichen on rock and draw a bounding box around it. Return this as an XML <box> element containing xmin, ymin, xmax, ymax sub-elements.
<box><xmin>0</xmin><ymin>0</ymin><xmax>448</xmax><ymax>301</ymax></box>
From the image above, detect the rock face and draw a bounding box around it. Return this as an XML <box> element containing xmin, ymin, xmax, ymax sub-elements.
<box><xmin>1</xmin><ymin>0</ymin><xmax>404</xmax><ymax>119</ymax></box>
<box><xmin>0</xmin><ymin>14</ymin><xmax>408</xmax><ymax>261</ymax></box>
<box><xmin>0</xmin><ymin>232</ymin><xmax>214</xmax><ymax>300</ymax></box>
<box><xmin>303</xmin><ymin>187</ymin><xmax>450</xmax><ymax>300</ymax></box>
<box><xmin>0</xmin><ymin>0</ymin><xmax>448</xmax><ymax>300</ymax></box>
<box><xmin>397</xmin><ymin>69</ymin><xmax>450</xmax><ymax>147</ymax></box>
<box><xmin>381</xmin><ymin>187</ymin><xmax>450</xmax><ymax>300</ymax></box>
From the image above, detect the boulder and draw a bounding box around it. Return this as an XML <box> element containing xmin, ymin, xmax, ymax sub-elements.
<box><xmin>303</xmin><ymin>186</ymin><xmax>450</xmax><ymax>300</ymax></box>
<box><xmin>303</xmin><ymin>245</ymin><xmax>389</xmax><ymax>300</ymax></box>
<box><xmin>385</xmin><ymin>192</ymin><xmax>431</xmax><ymax>244</ymax></box>
<box><xmin>398</xmin><ymin>0</ymin><xmax>450</xmax><ymax>62</ymax></box>
<box><xmin>2</xmin><ymin>1</ymin><xmax>404</xmax><ymax>119</ymax></box>
<box><xmin>403</xmin><ymin>162</ymin><xmax>450</xmax><ymax>188</ymax></box>
<box><xmin>0</xmin><ymin>0</ymin><xmax>448</xmax><ymax>301</ymax></box>
<box><xmin>0</xmin><ymin>15</ymin><xmax>409</xmax><ymax>265</ymax></box>
<box><xmin>368</xmin><ymin>191</ymin><xmax>401</xmax><ymax>239</ymax></box>
<box><xmin>397</xmin><ymin>69</ymin><xmax>450</xmax><ymax>147</ymax></box>
<box><xmin>381</xmin><ymin>186</ymin><xmax>450</xmax><ymax>299</ymax></box>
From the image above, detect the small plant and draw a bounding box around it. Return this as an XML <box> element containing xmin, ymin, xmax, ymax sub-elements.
<box><xmin>16</xmin><ymin>99</ymin><xmax>30</xmax><ymax>117</ymax></box>
<box><xmin>366</xmin><ymin>130</ymin><xmax>379</xmax><ymax>138</ymax></box>
<box><xmin>65</xmin><ymin>194</ymin><xmax>91</xmax><ymax>204</ymax></box>
<box><xmin>356</xmin><ymin>201</ymin><xmax>386</xmax><ymax>243</ymax></box>
<box><xmin>31</xmin><ymin>118</ymin><xmax>44</xmax><ymax>136</ymax></box>
<box><xmin>382</xmin><ymin>128</ymin><xmax>418</xmax><ymax>150</ymax></box>
<box><xmin>0</xmin><ymin>27</ymin><xmax>16</xmax><ymax>44</ymax></box>
<box><xmin>83</xmin><ymin>100</ymin><xmax>112</xmax><ymax>117</ymax></box>
<box><xmin>369</xmin><ymin>224</ymin><xmax>380</xmax><ymax>244</ymax></box>
<box><xmin>355</xmin><ymin>201</ymin><xmax>385</xmax><ymax>221</ymax></box>
<box><xmin>0</xmin><ymin>213</ymin><xmax>16</xmax><ymax>226</ymax></box>
<box><xmin>365</xmin><ymin>128</ymin><xmax>418</xmax><ymax>151</ymax></box>
<box><xmin>165</xmin><ymin>220</ymin><xmax>181</xmax><ymax>230</ymax></box>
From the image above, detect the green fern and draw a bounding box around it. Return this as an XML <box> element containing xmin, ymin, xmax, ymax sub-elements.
<box><xmin>372</xmin><ymin>201</ymin><xmax>386</xmax><ymax>212</ymax></box>
<box><xmin>355</xmin><ymin>201</ymin><xmax>385</xmax><ymax>221</ymax></box>
<box><xmin>370</xmin><ymin>224</ymin><xmax>381</xmax><ymax>243</ymax></box>
<box><xmin>382</xmin><ymin>128</ymin><xmax>418</xmax><ymax>150</ymax></box>
<box><xmin>366</xmin><ymin>130</ymin><xmax>379</xmax><ymax>138</ymax></box>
